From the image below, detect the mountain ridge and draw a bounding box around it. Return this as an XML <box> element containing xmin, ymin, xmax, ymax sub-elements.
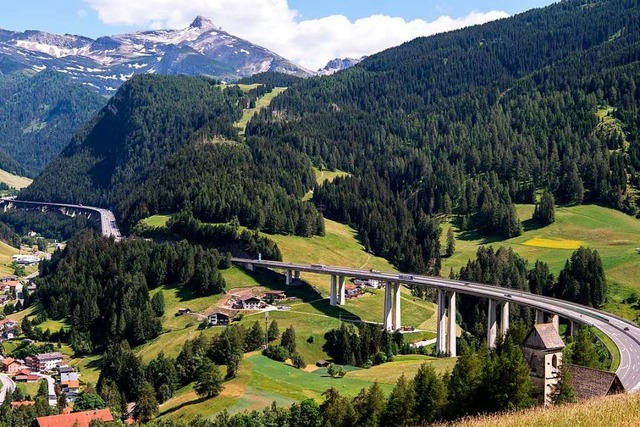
<box><xmin>0</xmin><ymin>16</ymin><xmax>312</xmax><ymax>95</ymax></box>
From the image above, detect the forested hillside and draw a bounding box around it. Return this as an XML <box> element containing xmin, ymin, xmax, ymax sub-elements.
<box><xmin>0</xmin><ymin>70</ymin><xmax>105</xmax><ymax>176</ymax></box>
<box><xmin>23</xmin><ymin>0</ymin><xmax>640</xmax><ymax>275</ymax></box>
<box><xmin>245</xmin><ymin>0</ymin><xmax>640</xmax><ymax>273</ymax></box>
<box><xmin>22</xmin><ymin>74</ymin><xmax>323</xmax><ymax>236</ymax></box>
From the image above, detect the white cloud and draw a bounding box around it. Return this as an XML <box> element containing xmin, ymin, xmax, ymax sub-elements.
<box><xmin>83</xmin><ymin>0</ymin><xmax>508</xmax><ymax>70</ymax></box>
<box><xmin>77</xmin><ymin>9</ymin><xmax>88</xmax><ymax>18</ymax></box>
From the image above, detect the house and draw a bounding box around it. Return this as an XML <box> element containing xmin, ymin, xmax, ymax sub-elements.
<box><xmin>36</xmin><ymin>408</ymin><xmax>114</xmax><ymax>427</ymax></box>
<box><xmin>0</xmin><ymin>319</ymin><xmax>17</xmax><ymax>330</ymax></box>
<box><xmin>58</xmin><ymin>365</ymin><xmax>80</xmax><ymax>383</ymax></box>
<box><xmin>264</xmin><ymin>290</ymin><xmax>287</xmax><ymax>301</ymax></box>
<box><xmin>316</xmin><ymin>360</ymin><xmax>331</xmax><ymax>367</ymax></box>
<box><xmin>14</xmin><ymin>369</ymin><xmax>40</xmax><ymax>382</ymax></box>
<box><xmin>0</xmin><ymin>280</ymin><xmax>19</xmax><ymax>293</ymax></box>
<box><xmin>346</xmin><ymin>284</ymin><xmax>364</xmax><ymax>298</ymax></box>
<box><xmin>241</xmin><ymin>296</ymin><xmax>264</xmax><ymax>310</ymax></box>
<box><xmin>177</xmin><ymin>308</ymin><xmax>192</xmax><ymax>316</ymax></box>
<box><xmin>568</xmin><ymin>364</ymin><xmax>625</xmax><ymax>399</ymax></box>
<box><xmin>1</xmin><ymin>331</ymin><xmax>14</xmax><ymax>341</ymax></box>
<box><xmin>11</xmin><ymin>255</ymin><xmax>39</xmax><ymax>266</ymax></box>
<box><xmin>523</xmin><ymin>323</ymin><xmax>565</xmax><ymax>405</ymax></box>
<box><xmin>2</xmin><ymin>358</ymin><xmax>23</xmax><ymax>374</ymax></box>
<box><xmin>0</xmin><ymin>294</ymin><xmax>9</xmax><ymax>305</ymax></box>
<box><xmin>26</xmin><ymin>352</ymin><xmax>63</xmax><ymax>372</ymax></box>
<box><xmin>0</xmin><ymin>275</ymin><xmax>17</xmax><ymax>283</ymax></box>
<box><xmin>207</xmin><ymin>311</ymin><xmax>230</xmax><ymax>326</ymax></box>
<box><xmin>61</xmin><ymin>379</ymin><xmax>80</xmax><ymax>393</ymax></box>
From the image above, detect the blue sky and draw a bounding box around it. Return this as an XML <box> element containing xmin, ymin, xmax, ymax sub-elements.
<box><xmin>0</xmin><ymin>0</ymin><xmax>557</xmax><ymax>69</ymax></box>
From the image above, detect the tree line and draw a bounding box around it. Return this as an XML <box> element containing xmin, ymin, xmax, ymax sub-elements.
<box><xmin>36</xmin><ymin>231</ymin><xmax>229</xmax><ymax>353</ymax></box>
<box><xmin>454</xmin><ymin>245</ymin><xmax>607</xmax><ymax>343</ymax></box>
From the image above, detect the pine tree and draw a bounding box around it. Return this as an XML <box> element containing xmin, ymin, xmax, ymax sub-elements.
<box><xmin>320</xmin><ymin>388</ymin><xmax>357</xmax><ymax>427</ymax></box>
<box><xmin>268</xmin><ymin>320</ymin><xmax>280</xmax><ymax>342</ymax></box>
<box><xmin>151</xmin><ymin>292</ymin><xmax>165</xmax><ymax>317</ymax></box>
<box><xmin>133</xmin><ymin>382</ymin><xmax>158</xmax><ymax>423</ymax></box>
<box><xmin>554</xmin><ymin>350</ymin><xmax>576</xmax><ymax>404</ymax></box>
<box><xmin>380</xmin><ymin>374</ymin><xmax>415</xmax><ymax>427</ymax></box>
<box><xmin>570</xmin><ymin>327</ymin><xmax>601</xmax><ymax>369</ymax></box>
<box><xmin>245</xmin><ymin>320</ymin><xmax>265</xmax><ymax>352</ymax></box>
<box><xmin>353</xmin><ymin>382</ymin><xmax>385</xmax><ymax>427</ymax></box>
<box><xmin>532</xmin><ymin>190</ymin><xmax>555</xmax><ymax>225</ymax></box>
<box><xmin>281</xmin><ymin>325</ymin><xmax>297</xmax><ymax>354</ymax></box>
<box><xmin>194</xmin><ymin>360</ymin><xmax>224</xmax><ymax>399</ymax></box>
<box><xmin>446</xmin><ymin>344</ymin><xmax>483</xmax><ymax>416</ymax></box>
<box><xmin>413</xmin><ymin>362</ymin><xmax>447</xmax><ymax>424</ymax></box>
<box><xmin>445</xmin><ymin>227</ymin><xmax>456</xmax><ymax>257</ymax></box>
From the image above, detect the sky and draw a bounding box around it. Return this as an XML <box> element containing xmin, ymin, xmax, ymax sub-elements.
<box><xmin>0</xmin><ymin>0</ymin><xmax>556</xmax><ymax>70</ymax></box>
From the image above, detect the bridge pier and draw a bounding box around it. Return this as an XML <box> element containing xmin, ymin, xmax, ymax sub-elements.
<box><xmin>294</xmin><ymin>270</ymin><xmax>300</xmax><ymax>280</ymax></box>
<box><xmin>487</xmin><ymin>299</ymin><xmax>498</xmax><ymax>349</ymax></box>
<box><xmin>392</xmin><ymin>283</ymin><xmax>401</xmax><ymax>330</ymax></box>
<box><xmin>501</xmin><ymin>301</ymin><xmax>510</xmax><ymax>338</ymax></box>
<box><xmin>286</xmin><ymin>270</ymin><xmax>293</xmax><ymax>285</ymax></box>
<box><xmin>535</xmin><ymin>309</ymin><xmax>545</xmax><ymax>324</ymax></box>
<box><xmin>383</xmin><ymin>283</ymin><xmax>393</xmax><ymax>331</ymax></box>
<box><xmin>244</xmin><ymin>262</ymin><xmax>254</xmax><ymax>272</ymax></box>
<box><xmin>569</xmin><ymin>320</ymin><xmax>577</xmax><ymax>336</ymax></box>
<box><xmin>551</xmin><ymin>314</ymin><xmax>560</xmax><ymax>334</ymax></box>
<box><xmin>338</xmin><ymin>276</ymin><xmax>346</xmax><ymax>305</ymax></box>
<box><xmin>437</xmin><ymin>289</ymin><xmax>447</xmax><ymax>354</ymax></box>
<box><xmin>448</xmin><ymin>291</ymin><xmax>457</xmax><ymax>357</ymax></box>
<box><xmin>330</xmin><ymin>275</ymin><xmax>337</xmax><ymax>306</ymax></box>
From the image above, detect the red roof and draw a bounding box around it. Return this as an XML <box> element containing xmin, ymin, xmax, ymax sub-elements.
<box><xmin>15</xmin><ymin>374</ymin><xmax>40</xmax><ymax>382</ymax></box>
<box><xmin>62</xmin><ymin>379</ymin><xmax>80</xmax><ymax>389</ymax></box>
<box><xmin>36</xmin><ymin>409</ymin><xmax>114</xmax><ymax>427</ymax></box>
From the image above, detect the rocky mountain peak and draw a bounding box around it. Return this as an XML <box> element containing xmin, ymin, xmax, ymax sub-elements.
<box><xmin>190</xmin><ymin>16</ymin><xmax>217</xmax><ymax>31</ymax></box>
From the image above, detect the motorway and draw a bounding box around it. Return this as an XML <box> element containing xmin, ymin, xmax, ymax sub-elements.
<box><xmin>1</xmin><ymin>198</ymin><xmax>121</xmax><ymax>241</ymax></box>
<box><xmin>0</xmin><ymin>373</ymin><xmax>16</xmax><ymax>403</ymax></box>
<box><xmin>232</xmin><ymin>258</ymin><xmax>640</xmax><ymax>392</ymax></box>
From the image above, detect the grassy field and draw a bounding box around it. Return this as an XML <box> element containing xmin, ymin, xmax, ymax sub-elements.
<box><xmin>438</xmin><ymin>392</ymin><xmax>640</xmax><ymax>427</ymax></box>
<box><xmin>442</xmin><ymin>205</ymin><xmax>640</xmax><ymax>313</ymax></box>
<box><xmin>16</xmin><ymin>380</ymin><xmax>44</xmax><ymax>399</ymax></box>
<box><xmin>346</xmin><ymin>354</ymin><xmax>456</xmax><ymax>385</ymax></box>
<box><xmin>302</xmin><ymin>167</ymin><xmax>350</xmax><ymax>201</ymax></box>
<box><xmin>161</xmin><ymin>353</ymin><xmax>396</xmax><ymax>421</ymax></box>
<box><xmin>142</xmin><ymin>215</ymin><xmax>171</xmax><ymax>228</ymax></box>
<box><xmin>442</xmin><ymin>204</ymin><xmax>640</xmax><ymax>283</ymax></box>
<box><xmin>141</xmin><ymin>216</ymin><xmax>442</xmax><ymax>420</ymax></box>
<box><xmin>0</xmin><ymin>240</ymin><xmax>25</xmax><ymax>276</ymax></box>
<box><xmin>234</xmin><ymin>87</ymin><xmax>287</xmax><ymax>135</ymax></box>
<box><xmin>0</xmin><ymin>168</ymin><xmax>32</xmax><ymax>189</ymax></box>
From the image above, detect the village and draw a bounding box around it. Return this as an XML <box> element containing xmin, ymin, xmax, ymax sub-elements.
<box><xmin>179</xmin><ymin>277</ymin><xmax>379</xmax><ymax>328</ymax></box>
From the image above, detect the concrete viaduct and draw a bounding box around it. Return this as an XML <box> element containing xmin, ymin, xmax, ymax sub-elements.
<box><xmin>233</xmin><ymin>257</ymin><xmax>640</xmax><ymax>392</ymax></box>
<box><xmin>0</xmin><ymin>198</ymin><xmax>121</xmax><ymax>241</ymax></box>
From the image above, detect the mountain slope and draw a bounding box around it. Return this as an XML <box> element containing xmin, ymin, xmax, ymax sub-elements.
<box><xmin>243</xmin><ymin>0</ymin><xmax>640</xmax><ymax>272</ymax></box>
<box><xmin>21</xmin><ymin>74</ymin><xmax>322</xmax><ymax>235</ymax></box>
<box><xmin>0</xmin><ymin>70</ymin><xmax>105</xmax><ymax>176</ymax></box>
<box><xmin>0</xmin><ymin>17</ymin><xmax>312</xmax><ymax>95</ymax></box>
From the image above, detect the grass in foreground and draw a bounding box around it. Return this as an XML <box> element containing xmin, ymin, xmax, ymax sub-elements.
<box><xmin>438</xmin><ymin>392</ymin><xmax>640</xmax><ymax>427</ymax></box>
